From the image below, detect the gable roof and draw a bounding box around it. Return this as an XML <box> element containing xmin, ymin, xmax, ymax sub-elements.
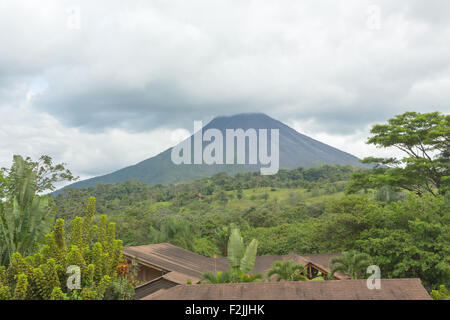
<box><xmin>124</xmin><ymin>243</ymin><xmax>347</xmax><ymax>280</ymax></box>
<box><xmin>214</xmin><ymin>252</ymin><xmax>346</xmax><ymax>278</ymax></box>
<box><xmin>143</xmin><ymin>278</ymin><xmax>431</xmax><ymax>300</ymax></box>
<box><xmin>134</xmin><ymin>271</ymin><xmax>201</xmax><ymax>299</ymax></box>
<box><xmin>123</xmin><ymin>243</ymin><xmax>229</xmax><ymax>279</ymax></box>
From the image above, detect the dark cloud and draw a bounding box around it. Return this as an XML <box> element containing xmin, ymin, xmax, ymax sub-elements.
<box><xmin>1</xmin><ymin>0</ymin><xmax>449</xmax><ymax>177</ymax></box>
<box><xmin>19</xmin><ymin>0</ymin><xmax>446</xmax><ymax>134</ymax></box>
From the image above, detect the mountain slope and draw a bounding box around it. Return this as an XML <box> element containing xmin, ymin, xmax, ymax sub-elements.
<box><xmin>57</xmin><ymin>113</ymin><xmax>364</xmax><ymax>191</ymax></box>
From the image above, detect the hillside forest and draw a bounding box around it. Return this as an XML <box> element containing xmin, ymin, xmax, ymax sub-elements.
<box><xmin>0</xmin><ymin>111</ymin><xmax>449</xmax><ymax>299</ymax></box>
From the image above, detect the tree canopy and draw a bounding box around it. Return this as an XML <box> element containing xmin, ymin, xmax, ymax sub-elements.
<box><xmin>347</xmin><ymin>111</ymin><xmax>449</xmax><ymax>196</ymax></box>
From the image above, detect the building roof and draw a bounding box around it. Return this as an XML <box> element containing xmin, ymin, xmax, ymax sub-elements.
<box><xmin>214</xmin><ymin>252</ymin><xmax>347</xmax><ymax>278</ymax></box>
<box><xmin>162</xmin><ymin>271</ymin><xmax>200</xmax><ymax>285</ymax></box>
<box><xmin>123</xmin><ymin>243</ymin><xmax>229</xmax><ymax>279</ymax></box>
<box><xmin>134</xmin><ymin>271</ymin><xmax>201</xmax><ymax>299</ymax></box>
<box><xmin>124</xmin><ymin>243</ymin><xmax>347</xmax><ymax>280</ymax></box>
<box><xmin>143</xmin><ymin>278</ymin><xmax>431</xmax><ymax>300</ymax></box>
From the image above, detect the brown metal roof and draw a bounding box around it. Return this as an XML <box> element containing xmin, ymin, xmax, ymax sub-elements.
<box><xmin>163</xmin><ymin>271</ymin><xmax>200</xmax><ymax>285</ymax></box>
<box><xmin>123</xmin><ymin>243</ymin><xmax>229</xmax><ymax>279</ymax></box>
<box><xmin>124</xmin><ymin>243</ymin><xmax>347</xmax><ymax>280</ymax></box>
<box><xmin>143</xmin><ymin>278</ymin><xmax>431</xmax><ymax>300</ymax></box>
<box><xmin>214</xmin><ymin>252</ymin><xmax>344</xmax><ymax>277</ymax></box>
<box><xmin>134</xmin><ymin>271</ymin><xmax>201</xmax><ymax>299</ymax></box>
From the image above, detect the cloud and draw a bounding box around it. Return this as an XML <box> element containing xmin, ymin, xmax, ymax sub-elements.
<box><xmin>0</xmin><ymin>0</ymin><xmax>449</xmax><ymax>178</ymax></box>
<box><xmin>0</xmin><ymin>87</ymin><xmax>191</xmax><ymax>178</ymax></box>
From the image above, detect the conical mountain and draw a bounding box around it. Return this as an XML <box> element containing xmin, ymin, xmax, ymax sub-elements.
<box><xmin>57</xmin><ymin>113</ymin><xmax>364</xmax><ymax>191</ymax></box>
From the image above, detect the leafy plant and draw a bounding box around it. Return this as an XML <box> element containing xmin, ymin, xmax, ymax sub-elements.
<box><xmin>227</xmin><ymin>228</ymin><xmax>258</xmax><ymax>275</ymax></box>
<box><xmin>0</xmin><ymin>197</ymin><xmax>133</xmax><ymax>300</ymax></box>
<box><xmin>201</xmin><ymin>228</ymin><xmax>260</xmax><ymax>283</ymax></box>
<box><xmin>0</xmin><ymin>155</ymin><xmax>56</xmax><ymax>266</ymax></box>
<box><xmin>347</xmin><ymin>111</ymin><xmax>449</xmax><ymax>196</ymax></box>
<box><xmin>266</xmin><ymin>261</ymin><xmax>308</xmax><ymax>281</ymax></box>
<box><xmin>329</xmin><ymin>250</ymin><xmax>371</xmax><ymax>279</ymax></box>
<box><xmin>430</xmin><ymin>285</ymin><xmax>450</xmax><ymax>300</ymax></box>
<box><xmin>1</xmin><ymin>155</ymin><xmax>78</xmax><ymax>194</ymax></box>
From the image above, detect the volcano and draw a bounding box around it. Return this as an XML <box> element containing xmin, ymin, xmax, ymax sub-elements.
<box><xmin>57</xmin><ymin>113</ymin><xmax>364</xmax><ymax>191</ymax></box>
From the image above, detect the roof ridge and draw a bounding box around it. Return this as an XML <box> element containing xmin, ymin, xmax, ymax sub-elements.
<box><xmin>180</xmin><ymin>278</ymin><xmax>423</xmax><ymax>287</ymax></box>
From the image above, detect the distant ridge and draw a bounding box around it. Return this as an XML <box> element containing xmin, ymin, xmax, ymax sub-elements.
<box><xmin>56</xmin><ymin>113</ymin><xmax>364</xmax><ymax>193</ymax></box>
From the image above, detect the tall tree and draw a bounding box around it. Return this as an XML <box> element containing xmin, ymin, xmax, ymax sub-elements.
<box><xmin>149</xmin><ymin>216</ymin><xmax>194</xmax><ymax>250</ymax></box>
<box><xmin>0</xmin><ymin>171</ymin><xmax>7</xmax><ymax>199</ymax></box>
<box><xmin>0</xmin><ymin>156</ymin><xmax>56</xmax><ymax>266</ymax></box>
<box><xmin>202</xmin><ymin>228</ymin><xmax>261</xmax><ymax>283</ymax></box>
<box><xmin>347</xmin><ymin>111</ymin><xmax>449</xmax><ymax>196</ymax></box>
<box><xmin>214</xmin><ymin>225</ymin><xmax>234</xmax><ymax>256</ymax></box>
<box><xmin>227</xmin><ymin>228</ymin><xmax>258</xmax><ymax>276</ymax></box>
<box><xmin>0</xmin><ymin>197</ymin><xmax>132</xmax><ymax>300</ymax></box>
<box><xmin>1</xmin><ymin>155</ymin><xmax>78</xmax><ymax>194</ymax></box>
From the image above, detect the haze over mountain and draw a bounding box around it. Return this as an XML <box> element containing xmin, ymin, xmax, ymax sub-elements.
<box><xmin>57</xmin><ymin>113</ymin><xmax>365</xmax><ymax>192</ymax></box>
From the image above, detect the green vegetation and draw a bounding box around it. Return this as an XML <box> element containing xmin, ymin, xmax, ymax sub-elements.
<box><xmin>0</xmin><ymin>156</ymin><xmax>57</xmax><ymax>266</ymax></box>
<box><xmin>266</xmin><ymin>261</ymin><xmax>308</xmax><ymax>282</ymax></box>
<box><xmin>0</xmin><ymin>197</ymin><xmax>134</xmax><ymax>300</ymax></box>
<box><xmin>329</xmin><ymin>250</ymin><xmax>371</xmax><ymax>279</ymax></box>
<box><xmin>430</xmin><ymin>285</ymin><xmax>450</xmax><ymax>300</ymax></box>
<box><xmin>0</xmin><ymin>155</ymin><xmax>133</xmax><ymax>300</ymax></box>
<box><xmin>0</xmin><ymin>111</ymin><xmax>448</xmax><ymax>299</ymax></box>
<box><xmin>347</xmin><ymin>111</ymin><xmax>449</xmax><ymax>196</ymax></box>
<box><xmin>201</xmin><ymin>228</ymin><xmax>262</xmax><ymax>283</ymax></box>
<box><xmin>227</xmin><ymin>228</ymin><xmax>258</xmax><ymax>276</ymax></box>
<box><xmin>55</xmin><ymin>156</ymin><xmax>449</xmax><ymax>289</ymax></box>
<box><xmin>54</xmin><ymin>164</ymin><xmax>355</xmax><ymax>251</ymax></box>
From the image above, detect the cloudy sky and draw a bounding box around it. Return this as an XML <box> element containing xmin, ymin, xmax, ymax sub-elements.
<box><xmin>1</xmin><ymin>0</ymin><xmax>449</xmax><ymax>181</ymax></box>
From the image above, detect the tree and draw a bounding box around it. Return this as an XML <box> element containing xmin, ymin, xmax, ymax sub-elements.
<box><xmin>149</xmin><ymin>216</ymin><xmax>194</xmax><ymax>250</ymax></box>
<box><xmin>0</xmin><ymin>156</ymin><xmax>56</xmax><ymax>266</ymax></box>
<box><xmin>374</xmin><ymin>185</ymin><xmax>406</xmax><ymax>203</ymax></box>
<box><xmin>0</xmin><ymin>171</ymin><xmax>7</xmax><ymax>199</ymax></box>
<box><xmin>193</xmin><ymin>238</ymin><xmax>219</xmax><ymax>257</ymax></box>
<box><xmin>201</xmin><ymin>270</ymin><xmax>234</xmax><ymax>284</ymax></box>
<box><xmin>214</xmin><ymin>226</ymin><xmax>232</xmax><ymax>256</ymax></box>
<box><xmin>266</xmin><ymin>261</ymin><xmax>308</xmax><ymax>281</ymax></box>
<box><xmin>347</xmin><ymin>112</ymin><xmax>449</xmax><ymax>196</ymax></box>
<box><xmin>12</xmin><ymin>273</ymin><xmax>28</xmax><ymax>300</ymax></box>
<box><xmin>227</xmin><ymin>228</ymin><xmax>258</xmax><ymax>276</ymax></box>
<box><xmin>217</xmin><ymin>191</ymin><xmax>228</xmax><ymax>204</ymax></box>
<box><xmin>329</xmin><ymin>250</ymin><xmax>371</xmax><ymax>279</ymax></box>
<box><xmin>430</xmin><ymin>285</ymin><xmax>450</xmax><ymax>300</ymax></box>
<box><xmin>201</xmin><ymin>269</ymin><xmax>263</xmax><ymax>284</ymax></box>
<box><xmin>236</xmin><ymin>186</ymin><xmax>243</xmax><ymax>200</ymax></box>
<box><xmin>1</xmin><ymin>155</ymin><xmax>78</xmax><ymax>194</ymax></box>
<box><xmin>1</xmin><ymin>197</ymin><xmax>132</xmax><ymax>300</ymax></box>
<box><xmin>355</xmin><ymin>194</ymin><xmax>450</xmax><ymax>288</ymax></box>
<box><xmin>201</xmin><ymin>228</ymin><xmax>261</xmax><ymax>283</ymax></box>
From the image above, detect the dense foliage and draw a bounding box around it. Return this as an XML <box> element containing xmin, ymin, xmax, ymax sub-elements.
<box><xmin>266</xmin><ymin>261</ymin><xmax>309</xmax><ymax>282</ymax></box>
<box><xmin>55</xmin><ymin>162</ymin><xmax>449</xmax><ymax>289</ymax></box>
<box><xmin>0</xmin><ymin>197</ymin><xmax>134</xmax><ymax>300</ymax></box>
<box><xmin>347</xmin><ymin>111</ymin><xmax>449</xmax><ymax>196</ymax></box>
<box><xmin>1</xmin><ymin>111</ymin><xmax>448</xmax><ymax>299</ymax></box>
<box><xmin>0</xmin><ymin>156</ymin><xmax>56</xmax><ymax>266</ymax></box>
<box><xmin>201</xmin><ymin>228</ymin><xmax>262</xmax><ymax>284</ymax></box>
<box><xmin>55</xmin><ymin>164</ymin><xmax>355</xmax><ymax>246</ymax></box>
<box><xmin>329</xmin><ymin>250</ymin><xmax>371</xmax><ymax>279</ymax></box>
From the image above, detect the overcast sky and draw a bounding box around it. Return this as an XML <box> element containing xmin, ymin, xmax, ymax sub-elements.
<box><xmin>1</xmin><ymin>0</ymin><xmax>449</xmax><ymax>181</ymax></box>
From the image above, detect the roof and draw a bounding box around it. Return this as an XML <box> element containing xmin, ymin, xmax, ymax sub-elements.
<box><xmin>214</xmin><ymin>255</ymin><xmax>287</xmax><ymax>274</ymax></box>
<box><xmin>143</xmin><ymin>278</ymin><xmax>431</xmax><ymax>300</ymax></box>
<box><xmin>214</xmin><ymin>252</ymin><xmax>346</xmax><ymax>278</ymax></box>
<box><xmin>123</xmin><ymin>243</ymin><xmax>229</xmax><ymax>279</ymax></box>
<box><xmin>134</xmin><ymin>271</ymin><xmax>201</xmax><ymax>299</ymax></box>
<box><xmin>162</xmin><ymin>271</ymin><xmax>201</xmax><ymax>285</ymax></box>
<box><xmin>124</xmin><ymin>243</ymin><xmax>347</xmax><ymax>280</ymax></box>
